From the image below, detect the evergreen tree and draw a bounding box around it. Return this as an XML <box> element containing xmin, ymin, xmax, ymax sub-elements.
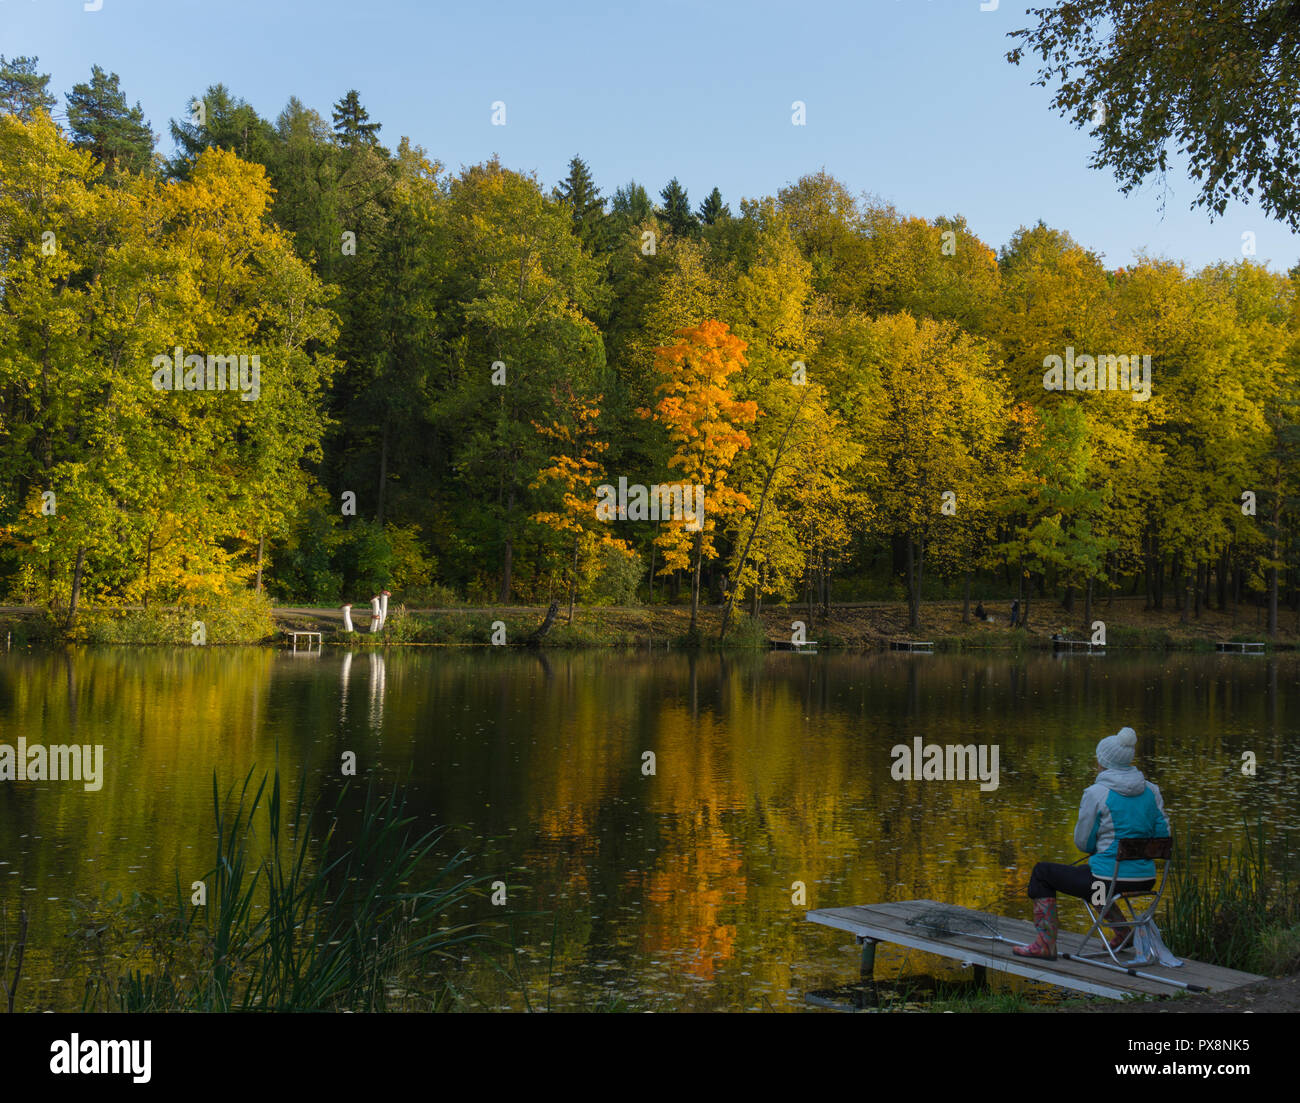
<box><xmin>168</xmin><ymin>84</ymin><xmax>277</xmax><ymax>176</ymax></box>
<box><xmin>65</xmin><ymin>66</ymin><xmax>155</xmax><ymax>176</ymax></box>
<box><xmin>611</xmin><ymin>181</ymin><xmax>653</xmax><ymax>222</ymax></box>
<box><xmin>332</xmin><ymin>90</ymin><xmax>382</xmax><ymax>148</ymax></box>
<box><xmin>0</xmin><ymin>55</ymin><xmax>55</xmax><ymax>120</ymax></box>
<box><xmin>657</xmin><ymin>177</ymin><xmax>698</xmax><ymax>237</ymax></box>
<box><xmin>697</xmin><ymin>186</ymin><xmax>730</xmax><ymax>225</ymax></box>
<box><xmin>554</xmin><ymin>154</ymin><xmax>607</xmax><ymax>249</ymax></box>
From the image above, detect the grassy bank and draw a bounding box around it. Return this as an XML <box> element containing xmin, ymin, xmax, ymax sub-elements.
<box><xmin>277</xmin><ymin>596</ymin><xmax>1300</xmax><ymax>652</ymax></box>
<box><xmin>3</xmin><ymin>594</ymin><xmax>1297</xmax><ymax>650</ymax></box>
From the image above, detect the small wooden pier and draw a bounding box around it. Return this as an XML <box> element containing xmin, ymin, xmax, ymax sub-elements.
<box><xmin>287</xmin><ymin>630</ymin><xmax>323</xmax><ymax>652</ymax></box>
<box><xmin>889</xmin><ymin>640</ymin><xmax>933</xmax><ymax>653</ymax></box>
<box><xmin>772</xmin><ymin>639</ymin><xmax>819</xmax><ymax>654</ymax></box>
<box><xmin>1216</xmin><ymin>641</ymin><xmax>1266</xmax><ymax>654</ymax></box>
<box><xmin>1052</xmin><ymin>638</ymin><xmax>1105</xmax><ymax>653</ymax></box>
<box><xmin>806</xmin><ymin>900</ymin><xmax>1264</xmax><ymax>1002</ymax></box>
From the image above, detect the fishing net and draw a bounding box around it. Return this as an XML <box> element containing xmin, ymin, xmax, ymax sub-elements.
<box><xmin>904</xmin><ymin>904</ymin><xmax>1008</xmax><ymax>942</ymax></box>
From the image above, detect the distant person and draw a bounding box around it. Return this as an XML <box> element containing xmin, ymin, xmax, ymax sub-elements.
<box><xmin>1009</xmin><ymin>599</ymin><xmax>1020</xmax><ymax>627</ymax></box>
<box><xmin>974</xmin><ymin>601</ymin><xmax>986</xmax><ymax>621</ymax></box>
<box><xmin>1013</xmin><ymin>727</ymin><xmax>1170</xmax><ymax>960</ymax></box>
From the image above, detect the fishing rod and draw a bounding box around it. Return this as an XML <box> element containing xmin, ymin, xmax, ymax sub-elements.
<box><xmin>1056</xmin><ymin>952</ymin><xmax>1208</xmax><ymax>992</ymax></box>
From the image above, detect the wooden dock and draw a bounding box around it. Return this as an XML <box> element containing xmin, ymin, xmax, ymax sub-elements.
<box><xmin>771</xmin><ymin>639</ymin><xmax>819</xmax><ymax>654</ymax></box>
<box><xmin>1216</xmin><ymin>641</ymin><xmax>1266</xmax><ymax>653</ymax></box>
<box><xmin>806</xmin><ymin>899</ymin><xmax>1264</xmax><ymax>1001</ymax></box>
<box><xmin>889</xmin><ymin>640</ymin><xmax>933</xmax><ymax>653</ymax></box>
<box><xmin>287</xmin><ymin>630</ymin><xmax>323</xmax><ymax>652</ymax></box>
<box><xmin>1052</xmin><ymin>638</ymin><xmax>1105</xmax><ymax>653</ymax></box>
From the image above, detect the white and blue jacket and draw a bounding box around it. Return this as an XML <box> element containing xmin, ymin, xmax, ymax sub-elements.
<box><xmin>1074</xmin><ymin>767</ymin><xmax>1170</xmax><ymax>880</ymax></box>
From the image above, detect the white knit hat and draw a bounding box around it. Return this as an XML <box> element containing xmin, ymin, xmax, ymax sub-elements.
<box><xmin>1096</xmin><ymin>726</ymin><xmax>1137</xmax><ymax>769</ymax></box>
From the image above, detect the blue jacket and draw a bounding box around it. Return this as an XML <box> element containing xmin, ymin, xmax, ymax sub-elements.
<box><xmin>1074</xmin><ymin>767</ymin><xmax>1170</xmax><ymax>879</ymax></box>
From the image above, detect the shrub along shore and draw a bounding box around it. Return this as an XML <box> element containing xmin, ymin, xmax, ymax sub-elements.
<box><xmin>1</xmin><ymin>595</ymin><xmax>1297</xmax><ymax>650</ymax></box>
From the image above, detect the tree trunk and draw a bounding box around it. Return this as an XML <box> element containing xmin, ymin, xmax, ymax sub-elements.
<box><xmin>1269</xmin><ymin>479</ymin><xmax>1280</xmax><ymax>637</ymax></box>
<box><xmin>689</xmin><ymin>530</ymin><xmax>703</xmax><ymax>635</ymax></box>
<box><xmin>1084</xmin><ymin>576</ymin><xmax>1094</xmax><ymax>636</ymax></box>
<box><xmin>527</xmin><ymin>601</ymin><xmax>559</xmax><ymax>646</ymax></box>
<box><xmin>144</xmin><ymin>534</ymin><xmax>153</xmax><ymax>610</ymax></box>
<box><xmin>255</xmin><ymin>532</ymin><xmax>265</xmax><ymax>593</ymax></box>
<box><xmin>568</xmin><ymin>539</ymin><xmax>578</xmax><ymax>624</ymax></box>
<box><xmin>905</xmin><ymin>537</ymin><xmax>916</xmax><ymax>629</ymax></box>
<box><xmin>66</xmin><ymin>546</ymin><xmax>86</xmax><ymax>630</ymax></box>
<box><xmin>719</xmin><ymin>388</ymin><xmax>809</xmax><ymax>638</ymax></box>
<box><xmin>376</xmin><ymin>418</ymin><xmax>389</xmax><ymax>527</ymax></box>
<box><xmin>500</xmin><ymin>486</ymin><xmax>515</xmax><ymax>604</ymax></box>
<box><xmin>961</xmin><ymin>570</ymin><xmax>972</xmax><ymax>624</ymax></box>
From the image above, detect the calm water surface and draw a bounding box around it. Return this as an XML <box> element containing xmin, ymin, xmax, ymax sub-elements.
<box><xmin>1</xmin><ymin>647</ymin><xmax>1297</xmax><ymax>1010</ymax></box>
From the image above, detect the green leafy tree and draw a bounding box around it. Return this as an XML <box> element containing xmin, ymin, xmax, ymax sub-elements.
<box><xmin>1009</xmin><ymin>0</ymin><xmax>1300</xmax><ymax>228</ymax></box>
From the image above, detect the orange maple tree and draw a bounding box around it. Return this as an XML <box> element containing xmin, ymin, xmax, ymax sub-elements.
<box><xmin>640</xmin><ymin>320</ymin><xmax>759</xmax><ymax>634</ymax></box>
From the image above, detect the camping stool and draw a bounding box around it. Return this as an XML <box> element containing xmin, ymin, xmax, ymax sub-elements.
<box><xmin>1078</xmin><ymin>835</ymin><xmax>1173</xmax><ymax>965</ymax></box>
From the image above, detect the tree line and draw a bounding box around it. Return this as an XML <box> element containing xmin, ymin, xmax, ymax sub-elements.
<box><xmin>2</xmin><ymin>57</ymin><xmax>1300</xmax><ymax>635</ymax></box>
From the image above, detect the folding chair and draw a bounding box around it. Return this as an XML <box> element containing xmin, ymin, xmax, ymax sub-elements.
<box><xmin>1078</xmin><ymin>835</ymin><xmax>1172</xmax><ymax>965</ymax></box>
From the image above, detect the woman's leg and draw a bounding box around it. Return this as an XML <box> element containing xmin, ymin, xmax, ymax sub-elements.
<box><xmin>1014</xmin><ymin>862</ymin><xmax>1096</xmax><ymax>959</ymax></box>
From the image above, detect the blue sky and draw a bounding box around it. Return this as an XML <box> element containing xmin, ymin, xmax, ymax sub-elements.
<box><xmin>5</xmin><ymin>0</ymin><xmax>1297</xmax><ymax>272</ymax></box>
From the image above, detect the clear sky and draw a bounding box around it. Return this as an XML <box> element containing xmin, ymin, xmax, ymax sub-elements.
<box><xmin>5</xmin><ymin>0</ymin><xmax>1297</xmax><ymax>272</ymax></box>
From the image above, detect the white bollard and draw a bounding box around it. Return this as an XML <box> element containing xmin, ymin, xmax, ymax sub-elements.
<box><xmin>341</xmin><ymin>603</ymin><xmax>354</xmax><ymax>633</ymax></box>
<box><xmin>379</xmin><ymin>589</ymin><xmax>390</xmax><ymax>629</ymax></box>
<box><xmin>369</xmin><ymin>595</ymin><xmax>381</xmax><ymax>633</ymax></box>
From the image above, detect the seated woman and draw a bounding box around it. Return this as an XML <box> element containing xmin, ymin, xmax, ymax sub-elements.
<box><xmin>1014</xmin><ymin>727</ymin><xmax>1170</xmax><ymax>960</ymax></box>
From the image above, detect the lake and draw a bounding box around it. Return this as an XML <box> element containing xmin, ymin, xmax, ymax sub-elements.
<box><xmin>1</xmin><ymin>646</ymin><xmax>1296</xmax><ymax>1011</ymax></box>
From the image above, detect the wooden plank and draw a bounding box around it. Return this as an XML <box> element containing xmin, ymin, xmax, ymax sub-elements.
<box><xmin>806</xmin><ymin>899</ymin><xmax>1265</xmax><ymax>1000</ymax></box>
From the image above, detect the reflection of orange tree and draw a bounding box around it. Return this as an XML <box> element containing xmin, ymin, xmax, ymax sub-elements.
<box><xmin>633</xmin><ymin>704</ymin><xmax>747</xmax><ymax>978</ymax></box>
<box><xmin>637</xmin><ymin>809</ymin><xmax>744</xmax><ymax>979</ymax></box>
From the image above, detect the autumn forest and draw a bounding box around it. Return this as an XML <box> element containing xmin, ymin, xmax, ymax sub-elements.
<box><xmin>3</xmin><ymin>63</ymin><xmax>1300</xmax><ymax>636</ymax></box>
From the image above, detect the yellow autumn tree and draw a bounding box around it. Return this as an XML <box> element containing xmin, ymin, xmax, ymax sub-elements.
<box><xmin>531</xmin><ymin>396</ymin><xmax>635</xmax><ymax>622</ymax></box>
<box><xmin>641</xmin><ymin>320</ymin><xmax>758</xmax><ymax>635</ymax></box>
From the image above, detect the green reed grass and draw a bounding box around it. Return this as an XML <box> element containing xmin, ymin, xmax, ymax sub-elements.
<box><xmin>111</xmin><ymin>768</ymin><xmax>494</xmax><ymax>1011</ymax></box>
<box><xmin>1161</xmin><ymin>817</ymin><xmax>1300</xmax><ymax>976</ymax></box>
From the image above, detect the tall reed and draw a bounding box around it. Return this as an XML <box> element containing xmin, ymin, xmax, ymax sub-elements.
<box><xmin>117</xmin><ymin>768</ymin><xmax>492</xmax><ymax>1011</ymax></box>
<box><xmin>1161</xmin><ymin>817</ymin><xmax>1300</xmax><ymax>975</ymax></box>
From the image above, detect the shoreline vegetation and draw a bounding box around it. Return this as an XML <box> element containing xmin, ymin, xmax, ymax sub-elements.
<box><xmin>1</xmin><ymin>596</ymin><xmax>1298</xmax><ymax>651</ymax></box>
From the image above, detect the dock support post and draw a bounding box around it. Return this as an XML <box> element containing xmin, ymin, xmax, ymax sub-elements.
<box><xmin>857</xmin><ymin>935</ymin><xmax>878</xmax><ymax>981</ymax></box>
<box><xmin>972</xmin><ymin>964</ymin><xmax>987</xmax><ymax>989</ymax></box>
